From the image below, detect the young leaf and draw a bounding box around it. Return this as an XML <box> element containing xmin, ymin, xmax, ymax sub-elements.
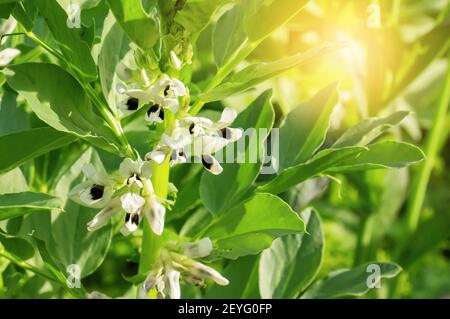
<box><xmin>333</xmin><ymin>111</ymin><xmax>410</xmax><ymax>148</ymax></box>
<box><xmin>203</xmin><ymin>193</ymin><xmax>304</xmax><ymax>259</ymax></box>
<box><xmin>107</xmin><ymin>0</ymin><xmax>158</xmax><ymax>51</ymax></box>
<box><xmin>245</xmin><ymin>0</ymin><xmax>309</xmax><ymax>42</ymax></box>
<box><xmin>328</xmin><ymin>141</ymin><xmax>425</xmax><ymax>172</ymax></box>
<box><xmin>34</xmin><ymin>0</ymin><xmax>98</xmax><ymax>81</ymax></box>
<box><xmin>200</xmin><ymin>91</ymin><xmax>275</xmax><ymax>214</ymax></box>
<box><xmin>0</xmin><ymin>192</ymin><xmax>63</xmax><ymax>221</ymax></box>
<box><xmin>213</xmin><ymin>3</ymin><xmax>247</xmax><ymax>67</ymax></box>
<box><xmin>301</xmin><ymin>262</ymin><xmax>402</xmax><ymax>299</ymax></box>
<box><xmin>278</xmin><ymin>82</ymin><xmax>339</xmax><ymax>171</ymax></box>
<box><xmin>0</xmin><ymin>127</ymin><xmax>76</xmax><ymax>174</ymax></box>
<box><xmin>174</xmin><ymin>0</ymin><xmax>234</xmax><ymax>40</ymax></box>
<box><xmin>259</xmin><ymin>208</ymin><xmax>324</xmax><ymax>298</ymax></box>
<box><xmin>203</xmin><ymin>44</ymin><xmax>344</xmax><ymax>102</ymax></box>
<box><xmin>5</xmin><ymin>63</ymin><xmax>122</xmax><ymax>153</ymax></box>
<box><xmin>258</xmin><ymin>147</ymin><xmax>366</xmax><ymax>195</ymax></box>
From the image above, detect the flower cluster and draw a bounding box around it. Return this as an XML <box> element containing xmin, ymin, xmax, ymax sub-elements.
<box><xmin>140</xmin><ymin>238</ymin><xmax>228</xmax><ymax>299</ymax></box>
<box><xmin>70</xmin><ymin>158</ymin><xmax>166</xmax><ymax>236</ymax></box>
<box><xmin>70</xmin><ymin>49</ymin><xmax>238</xmax><ymax>298</ymax></box>
<box><xmin>70</xmin><ymin>51</ymin><xmax>242</xmax><ymax>235</ymax></box>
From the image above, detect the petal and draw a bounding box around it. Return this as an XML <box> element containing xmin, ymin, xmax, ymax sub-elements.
<box><xmin>183</xmin><ymin>238</ymin><xmax>213</xmax><ymax>259</ymax></box>
<box><xmin>170</xmin><ymin>51</ymin><xmax>182</xmax><ymax>70</ymax></box>
<box><xmin>143</xmin><ymin>197</ymin><xmax>165</xmax><ymax>235</ymax></box>
<box><xmin>146</xmin><ymin>149</ymin><xmax>167</xmax><ymax>165</ymax></box>
<box><xmin>220</xmin><ymin>127</ymin><xmax>243</xmax><ymax>142</ymax></box>
<box><xmin>120</xmin><ymin>192</ymin><xmax>145</xmax><ymax>214</ymax></box>
<box><xmin>199</xmin><ymin>135</ymin><xmax>229</xmax><ymax>155</ymax></box>
<box><xmin>0</xmin><ymin>48</ymin><xmax>20</xmax><ymax>67</ymax></box>
<box><xmin>122</xmin><ymin>212</ymin><xmax>141</xmax><ymax>235</ymax></box>
<box><xmin>190</xmin><ymin>262</ymin><xmax>229</xmax><ymax>286</ymax></box>
<box><xmin>171</xmin><ymin>78</ymin><xmax>187</xmax><ymax>97</ymax></box>
<box><xmin>202</xmin><ymin>155</ymin><xmax>223</xmax><ymax>175</ymax></box>
<box><xmin>166</xmin><ymin>268</ymin><xmax>181</xmax><ymax>299</ymax></box>
<box><xmin>116</xmin><ymin>83</ymin><xmax>151</xmax><ymax>101</ymax></box>
<box><xmin>86</xmin><ymin>200</ymin><xmax>120</xmax><ymax>231</ymax></box>
<box><xmin>216</xmin><ymin>108</ymin><xmax>238</xmax><ymax>129</ymax></box>
<box><xmin>119</xmin><ymin>158</ymin><xmax>141</xmax><ymax>177</ymax></box>
<box><xmin>161</xmin><ymin>98</ymin><xmax>179</xmax><ymax>113</ymax></box>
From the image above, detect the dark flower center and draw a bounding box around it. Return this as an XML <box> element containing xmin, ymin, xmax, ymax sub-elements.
<box><xmin>89</xmin><ymin>184</ymin><xmax>104</xmax><ymax>200</ymax></box>
<box><xmin>126</xmin><ymin>97</ymin><xmax>139</xmax><ymax>110</ymax></box>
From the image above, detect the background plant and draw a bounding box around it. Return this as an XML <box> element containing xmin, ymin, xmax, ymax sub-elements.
<box><xmin>0</xmin><ymin>0</ymin><xmax>447</xmax><ymax>299</ymax></box>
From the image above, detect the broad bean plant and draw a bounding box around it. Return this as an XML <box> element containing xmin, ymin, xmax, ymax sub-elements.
<box><xmin>2</xmin><ymin>0</ymin><xmax>446</xmax><ymax>299</ymax></box>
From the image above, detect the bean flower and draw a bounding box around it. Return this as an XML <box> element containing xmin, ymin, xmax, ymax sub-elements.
<box><xmin>140</xmin><ymin>238</ymin><xmax>228</xmax><ymax>299</ymax></box>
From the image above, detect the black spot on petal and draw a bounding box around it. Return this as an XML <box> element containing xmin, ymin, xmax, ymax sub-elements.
<box><xmin>126</xmin><ymin>98</ymin><xmax>139</xmax><ymax>110</ymax></box>
<box><xmin>164</xmin><ymin>85</ymin><xmax>171</xmax><ymax>97</ymax></box>
<box><xmin>90</xmin><ymin>184</ymin><xmax>104</xmax><ymax>200</ymax></box>
<box><xmin>189</xmin><ymin>123</ymin><xmax>195</xmax><ymax>134</ymax></box>
<box><xmin>147</xmin><ymin>104</ymin><xmax>160</xmax><ymax>116</ymax></box>
<box><xmin>219</xmin><ymin>127</ymin><xmax>232</xmax><ymax>139</ymax></box>
<box><xmin>131</xmin><ymin>214</ymin><xmax>140</xmax><ymax>225</ymax></box>
<box><xmin>158</xmin><ymin>108</ymin><xmax>165</xmax><ymax>120</ymax></box>
<box><xmin>125</xmin><ymin>213</ymin><xmax>131</xmax><ymax>223</ymax></box>
<box><xmin>202</xmin><ymin>155</ymin><xmax>213</xmax><ymax>170</ymax></box>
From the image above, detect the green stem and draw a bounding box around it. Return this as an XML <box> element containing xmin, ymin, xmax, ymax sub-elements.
<box><xmin>189</xmin><ymin>41</ymin><xmax>259</xmax><ymax>115</ymax></box>
<box><xmin>138</xmin><ymin>112</ymin><xmax>175</xmax><ymax>297</ymax></box>
<box><xmin>353</xmin><ymin>214</ymin><xmax>375</xmax><ymax>266</ymax></box>
<box><xmin>404</xmin><ymin>55</ymin><xmax>450</xmax><ymax>235</ymax></box>
<box><xmin>389</xmin><ymin>55</ymin><xmax>450</xmax><ymax>298</ymax></box>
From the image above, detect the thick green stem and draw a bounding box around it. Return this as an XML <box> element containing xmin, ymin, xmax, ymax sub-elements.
<box><xmin>138</xmin><ymin>112</ymin><xmax>175</xmax><ymax>297</ymax></box>
<box><xmin>353</xmin><ymin>214</ymin><xmax>375</xmax><ymax>266</ymax></box>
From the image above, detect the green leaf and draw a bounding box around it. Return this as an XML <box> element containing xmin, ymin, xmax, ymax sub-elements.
<box><xmin>205</xmin><ymin>255</ymin><xmax>260</xmax><ymax>298</ymax></box>
<box><xmin>0</xmin><ymin>192</ymin><xmax>63</xmax><ymax>221</ymax></box>
<box><xmin>0</xmin><ymin>231</ymin><xmax>35</xmax><ymax>260</ymax></box>
<box><xmin>333</xmin><ymin>111</ymin><xmax>410</xmax><ymax>148</ymax></box>
<box><xmin>213</xmin><ymin>3</ymin><xmax>247</xmax><ymax>67</ymax></box>
<box><xmin>278</xmin><ymin>82</ymin><xmax>339</xmax><ymax>171</ymax></box>
<box><xmin>98</xmin><ymin>15</ymin><xmax>131</xmax><ymax>114</ymax></box>
<box><xmin>259</xmin><ymin>208</ymin><xmax>324</xmax><ymax>298</ymax></box>
<box><xmin>200</xmin><ymin>91</ymin><xmax>275</xmax><ymax>214</ymax></box>
<box><xmin>5</xmin><ymin>63</ymin><xmax>122</xmax><ymax>153</ymax></box>
<box><xmin>35</xmin><ymin>0</ymin><xmax>98</xmax><ymax>81</ymax></box>
<box><xmin>203</xmin><ymin>193</ymin><xmax>304</xmax><ymax>259</ymax></box>
<box><xmin>203</xmin><ymin>44</ymin><xmax>343</xmax><ymax>102</ymax></box>
<box><xmin>328</xmin><ymin>141</ymin><xmax>425</xmax><ymax>172</ymax></box>
<box><xmin>19</xmin><ymin>148</ymin><xmax>113</xmax><ymax>278</ymax></box>
<box><xmin>0</xmin><ymin>3</ymin><xmax>15</xmax><ymax>19</ymax></box>
<box><xmin>258</xmin><ymin>147</ymin><xmax>366</xmax><ymax>195</ymax></box>
<box><xmin>399</xmin><ymin>212</ymin><xmax>450</xmax><ymax>268</ymax></box>
<box><xmin>301</xmin><ymin>262</ymin><xmax>402</xmax><ymax>299</ymax></box>
<box><xmin>386</xmin><ymin>23</ymin><xmax>450</xmax><ymax>104</ymax></box>
<box><xmin>174</xmin><ymin>0</ymin><xmax>234</xmax><ymax>40</ymax></box>
<box><xmin>0</xmin><ymin>127</ymin><xmax>76</xmax><ymax>174</ymax></box>
<box><xmin>245</xmin><ymin>0</ymin><xmax>309</xmax><ymax>42</ymax></box>
<box><xmin>0</xmin><ymin>168</ymin><xmax>28</xmax><ymax>194</ymax></box>
<box><xmin>107</xmin><ymin>0</ymin><xmax>158</xmax><ymax>51</ymax></box>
